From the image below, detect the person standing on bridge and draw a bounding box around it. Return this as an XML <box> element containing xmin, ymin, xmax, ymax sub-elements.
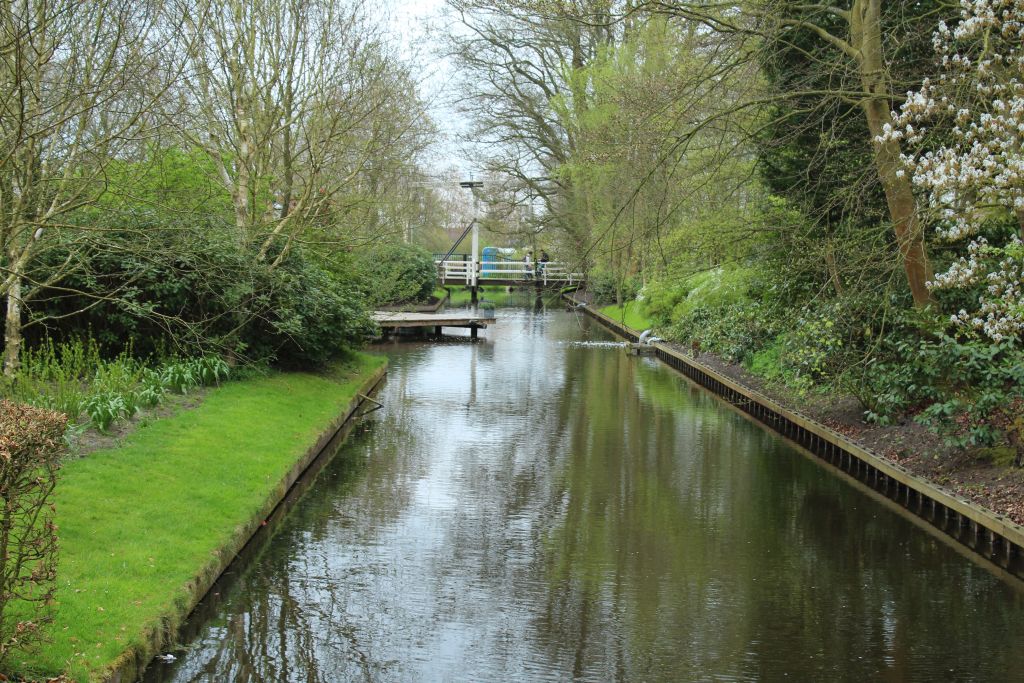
<box><xmin>538</xmin><ymin>251</ymin><xmax>549</xmax><ymax>277</ymax></box>
<box><xmin>524</xmin><ymin>251</ymin><xmax>534</xmax><ymax>280</ymax></box>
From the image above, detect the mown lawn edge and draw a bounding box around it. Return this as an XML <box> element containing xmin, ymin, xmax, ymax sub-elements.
<box><xmin>11</xmin><ymin>354</ymin><xmax>387</xmax><ymax>682</ymax></box>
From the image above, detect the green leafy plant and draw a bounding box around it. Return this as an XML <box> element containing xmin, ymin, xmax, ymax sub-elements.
<box><xmin>850</xmin><ymin>310</ymin><xmax>1024</xmax><ymax>459</ymax></box>
<box><xmin>29</xmin><ymin>215</ymin><xmax>375</xmax><ymax>370</ymax></box>
<box><xmin>587</xmin><ymin>269</ymin><xmax>641</xmax><ymax>306</ymax></box>
<box><xmin>137</xmin><ymin>370</ymin><xmax>167</xmax><ymax>408</ymax></box>
<box><xmin>83</xmin><ymin>393</ymin><xmax>128</xmax><ymax>432</ymax></box>
<box><xmin>190</xmin><ymin>356</ymin><xmax>230</xmax><ymax>386</ymax></box>
<box><xmin>781</xmin><ymin>308</ymin><xmax>844</xmax><ymax>383</ymax></box>
<box><xmin>161</xmin><ymin>362</ymin><xmax>197</xmax><ymax>394</ymax></box>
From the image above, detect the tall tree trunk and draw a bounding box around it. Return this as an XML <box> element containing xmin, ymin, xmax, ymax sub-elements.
<box><xmin>233</xmin><ymin>104</ymin><xmax>253</xmax><ymax>237</ymax></box>
<box><xmin>853</xmin><ymin>0</ymin><xmax>933</xmax><ymax>307</ymax></box>
<box><xmin>862</xmin><ymin>97</ymin><xmax>933</xmax><ymax>307</ymax></box>
<box><xmin>3</xmin><ymin>274</ymin><xmax>22</xmax><ymax>377</ymax></box>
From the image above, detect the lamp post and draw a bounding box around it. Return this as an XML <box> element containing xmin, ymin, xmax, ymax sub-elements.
<box><xmin>459</xmin><ymin>180</ymin><xmax>483</xmax><ymax>302</ymax></box>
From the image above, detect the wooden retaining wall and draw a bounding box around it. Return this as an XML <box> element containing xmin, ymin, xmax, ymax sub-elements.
<box><xmin>571</xmin><ymin>297</ymin><xmax>1024</xmax><ymax>580</ymax></box>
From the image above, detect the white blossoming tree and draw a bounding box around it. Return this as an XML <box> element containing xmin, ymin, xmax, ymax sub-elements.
<box><xmin>881</xmin><ymin>0</ymin><xmax>1023</xmax><ymax>341</ymax></box>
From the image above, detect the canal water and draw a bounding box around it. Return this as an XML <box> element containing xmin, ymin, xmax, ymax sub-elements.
<box><xmin>148</xmin><ymin>302</ymin><xmax>1024</xmax><ymax>682</ymax></box>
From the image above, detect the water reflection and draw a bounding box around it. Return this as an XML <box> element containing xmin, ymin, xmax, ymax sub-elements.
<box><xmin>149</xmin><ymin>304</ymin><xmax>1024</xmax><ymax>682</ymax></box>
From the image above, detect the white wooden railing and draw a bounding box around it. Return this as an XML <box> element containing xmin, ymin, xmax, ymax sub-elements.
<box><xmin>439</xmin><ymin>260</ymin><xmax>474</xmax><ymax>283</ymax></box>
<box><xmin>436</xmin><ymin>260</ymin><xmax>584</xmax><ymax>285</ymax></box>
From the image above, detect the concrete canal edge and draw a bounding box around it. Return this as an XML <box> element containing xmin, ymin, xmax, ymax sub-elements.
<box><xmin>565</xmin><ymin>293</ymin><xmax>1024</xmax><ymax>580</ymax></box>
<box><xmin>104</xmin><ymin>362</ymin><xmax>388</xmax><ymax>683</ymax></box>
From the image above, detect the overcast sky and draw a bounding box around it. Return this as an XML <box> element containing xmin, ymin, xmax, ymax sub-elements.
<box><xmin>387</xmin><ymin>0</ymin><xmax>479</xmax><ymax>178</ymax></box>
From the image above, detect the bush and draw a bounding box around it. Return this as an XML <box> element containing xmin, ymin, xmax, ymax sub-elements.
<box><xmin>641</xmin><ymin>278</ymin><xmax>691</xmax><ymax>325</ymax></box>
<box><xmin>353</xmin><ymin>242</ymin><xmax>437</xmax><ymax>307</ymax></box>
<box><xmin>25</xmin><ymin>213</ymin><xmax>246</xmax><ymax>356</ymax></box>
<box><xmin>587</xmin><ymin>269</ymin><xmax>640</xmax><ymax>306</ymax></box>
<box><xmin>246</xmin><ymin>257</ymin><xmax>376</xmax><ymax>368</ymax></box>
<box><xmin>854</xmin><ymin>320</ymin><xmax>1024</xmax><ymax>459</ymax></box>
<box><xmin>747</xmin><ymin>337</ymin><xmax>787</xmax><ymax>381</ymax></box>
<box><xmin>24</xmin><ymin>213</ymin><xmax>375</xmax><ymax>369</ymax></box>
<box><xmin>673</xmin><ymin>267</ymin><xmax>756</xmax><ymax>318</ymax></box>
<box><xmin>780</xmin><ymin>306</ymin><xmax>845</xmax><ymax>385</ymax></box>
<box><xmin>0</xmin><ymin>401</ymin><xmax>65</xmax><ymax>665</ymax></box>
<box><xmin>669</xmin><ymin>300</ymin><xmax>778</xmax><ymax>364</ymax></box>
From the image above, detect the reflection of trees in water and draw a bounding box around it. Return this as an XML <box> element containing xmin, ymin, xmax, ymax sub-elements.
<box><xmin>177</xmin><ymin>550</ymin><xmax>385</xmax><ymax>682</ymax></box>
<box><xmin>532</xmin><ymin>347</ymin><xmax>1024</xmax><ymax>681</ymax></box>
<box><xmin>532</xmin><ymin>346</ymin><xmax>723</xmax><ymax>678</ymax></box>
<box><xmin>168</xmin><ymin>422</ymin><xmax>390</xmax><ymax>682</ymax></box>
<box><xmin>161</xmin><ymin>312</ymin><xmax>1024</xmax><ymax>681</ymax></box>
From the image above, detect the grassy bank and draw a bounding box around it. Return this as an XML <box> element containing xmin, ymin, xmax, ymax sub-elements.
<box><xmin>446</xmin><ymin>284</ymin><xmax>509</xmax><ymax>306</ymax></box>
<box><xmin>600</xmin><ymin>301</ymin><xmax>652</xmax><ymax>331</ymax></box>
<box><xmin>12</xmin><ymin>353</ymin><xmax>386</xmax><ymax>681</ymax></box>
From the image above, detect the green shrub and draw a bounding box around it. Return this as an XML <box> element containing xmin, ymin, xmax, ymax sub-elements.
<box><xmin>668</xmin><ymin>298</ymin><xmax>780</xmax><ymax>364</ymax></box>
<box><xmin>26</xmin><ymin>214</ymin><xmax>375</xmax><ymax>369</ymax></box>
<box><xmin>587</xmin><ymin>269</ymin><xmax>640</xmax><ymax>306</ymax></box>
<box><xmin>353</xmin><ymin>242</ymin><xmax>437</xmax><ymax>307</ymax></box>
<box><xmin>641</xmin><ymin>278</ymin><xmax>690</xmax><ymax>325</ymax></box>
<box><xmin>855</xmin><ymin>324</ymin><xmax>1024</xmax><ymax>457</ymax></box>
<box><xmin>671</xmin><ymin>266</ymin><xmax>756</xmax><ymax>319</ymax></box>
<box><xmin>781</xmin><ymin>307</ymin><xmax>845</xmax><ymax>383</ymax></box>
<box><xmin>26</xmin><ymin>214</ymin><xmax>244</xmax><ymax>356</ymax></box>
<box><xmin>747</xmin><ymin>337</ymin><xmax>786</xmax><ymax>381</ymax></box>
<box><xmin>247</xmin><ymin>258</ymin><xmax>376</xmax><ymax>368</ymax></box>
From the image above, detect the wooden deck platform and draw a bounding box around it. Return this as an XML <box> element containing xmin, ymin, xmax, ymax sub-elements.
<box><xmin>373</xmin><ymin>311</ymin><xmax>497</xmax><ymax>338</ymax></box>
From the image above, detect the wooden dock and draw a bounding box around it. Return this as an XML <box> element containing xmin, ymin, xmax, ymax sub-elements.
<box><xmin>373</xmin><ymin>311</ymin><xmax>497</xmax><ymax>339</ymax></box>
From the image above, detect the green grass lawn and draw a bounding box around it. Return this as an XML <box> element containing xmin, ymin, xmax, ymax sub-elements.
<box><xmin>445</xmin><ymin>284</ymin><xmax>509</xmax><ymax>306</ymax></box>
<box><xmin>599</xmin><ymin>301</ymin><xmax>653</xmax><ymax>332</ymax></box>
<box><xmin>11</xmin><ymin>353</ymin><xmax>386</xmax><ymax>681</ymax></box>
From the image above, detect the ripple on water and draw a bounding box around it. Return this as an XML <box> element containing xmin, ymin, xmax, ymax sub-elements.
<box><xmin>558</xmin><ymin>340</ymin><xmax>627</xmax><ymax>349</ymax></box>
<box><xmin>147</xmin><ymin>308</ymin><xmax>1024</xmax><ymax>683</ymax></box>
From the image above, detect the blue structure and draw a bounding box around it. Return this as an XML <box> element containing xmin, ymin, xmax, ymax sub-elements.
<box><xmin>482</xmin><ymin>247</ymin><xmax>499</xmax><ymax>276</ymax></box>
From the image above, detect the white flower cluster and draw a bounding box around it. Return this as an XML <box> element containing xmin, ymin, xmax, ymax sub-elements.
<box><xmin>932</xmin><ymin>236</ymin><xmax>1024</xmax><ymax>339</ymax></box>
<box><xmin>878</xmin><ymin>0</ymin><xmax>1024</xmax><ymax>341</ymax></box>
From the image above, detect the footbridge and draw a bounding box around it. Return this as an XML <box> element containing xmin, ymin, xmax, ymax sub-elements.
<box><xmin>436</xmin><ymin>258</ymin><xmax>584</xmax><ymax>288</ymax></box>
<box><xmin>435</xmin><ymin>219</ymin><xmax>585</xmax><ymax>301</ymax></box>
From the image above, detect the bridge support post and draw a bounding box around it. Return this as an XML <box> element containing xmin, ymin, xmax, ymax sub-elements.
<box><xmin>470</xmin><ymin>217</ymin><xmax>479</xmax><ymax>304</ymax></box>
<box><xmin>470</xmin><ymin>324</ymin><xmax>478</xmax><ymax>339</ymax></box>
